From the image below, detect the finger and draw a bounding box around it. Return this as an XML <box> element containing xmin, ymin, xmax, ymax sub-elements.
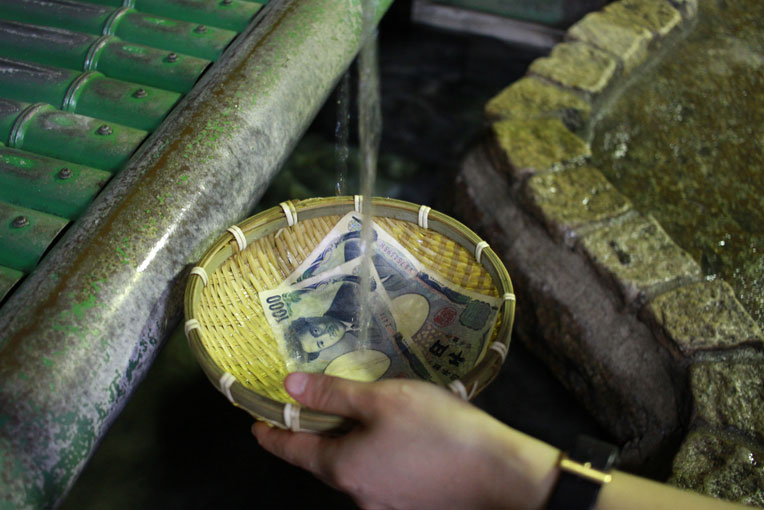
<box><xmin>284</xmin><ymin>372</ymin><xmax>372</xmax><ymax>420</ymax></box>
<box><xmin>252</xmin><ymin>421</ymin><xmax>334</xmax><ymax>476</ymax></box>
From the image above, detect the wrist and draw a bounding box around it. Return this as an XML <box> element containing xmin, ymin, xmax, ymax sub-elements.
<box><xmin>482</xmin><ymin>422</ymin><xmax>561</xmax><ymax>510</ymax></box>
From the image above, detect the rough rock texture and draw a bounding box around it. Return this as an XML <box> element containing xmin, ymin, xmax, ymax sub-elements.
<box><xmin>667</xmin><ymin>0</ymin><xmax>698</xmax><ymax>18</ymax></box>
<box><xmin>691</xmin><ymin>361</ymin><xmax>764</xmax><ymax>444</ymax></box>
<box><xmin>605</xmin><ymin>0</ymin><xmax>682</xmax><ymax>36</ymax></box>
<box><xmin>529</xmin><ymin>42</ymin><xmax>619</xmax><ymax>95</ymax></box>
<box><xmin>579</xmin><ymin>213</ymin><xmax>702</xmax><ymax>305</ymax></box>
<box><xmin>567</xmin><ymin>10</ymin><xmax>654</xmax><ymax>72</ymax></box>
<box><xmin>670</xmin><ymin>429</ymin><xmax>764</xmax><ymax>507</ymax></box>
<box><xmin>485</xmin><ymin>77</ymin><xmax>591</xmax><ymax>132</ymax></box>
<box><xmin>455</xmin><ymin>148</ymin><xmax>684</xmax><ymax>471</ymax></box>
<box><xmin>523</xmin><ymin>165</ymin><xmax>632</xmax><ymax>243</ymax></box>
<box><xmin>645</xmin><ymin>280</ymin><xmax>764</xmax><ymax>357</ymax></box>
<box><xmin>490</xmin><ymin>118</ymin><xmax>590</xmax><ymax>179</ymax></box>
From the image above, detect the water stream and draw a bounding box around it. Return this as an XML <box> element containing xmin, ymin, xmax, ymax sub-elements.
<box><xmin>334</xmin><ymin>72</ymin><xmax>351</xmax><ymax>196</ymax></box>
<box><xmin>355</xmin><ymin>1</ymin><xmax>382</xmax><ymax>350</ymax></box>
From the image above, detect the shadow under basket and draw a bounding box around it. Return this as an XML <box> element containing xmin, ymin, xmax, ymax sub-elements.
<box><xmin>184</xmin><ymin>196</ymin><xmax>516</xmax><ymax>432</ymax></box>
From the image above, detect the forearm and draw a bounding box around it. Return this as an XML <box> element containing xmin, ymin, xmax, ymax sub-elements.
<box><xmin>597</xmin><ymin>470</ymin><xmax>750</xmax><ymax>510</ymax></box>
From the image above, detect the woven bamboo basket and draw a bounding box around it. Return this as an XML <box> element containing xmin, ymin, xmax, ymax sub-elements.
<box><xmin>184</xmin><ymin>196</ymin><xmax>516</xmax><ymax>432</ymax></box>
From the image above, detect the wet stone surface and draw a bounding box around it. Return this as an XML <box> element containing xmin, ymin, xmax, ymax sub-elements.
<box><xmin>580</xmin><ymin>213</ymin><xmax>702</xmax><ymax>304</ymax></box>
<box><xmin>591</xmin><ymin>0</ymin><xmax>764</xmax><ymax>328</ymax></box>
<box><xmin>691</xmin><ymin>360</ymin><xmax>764</xmax><ymax>444</ymax></box>
<box><xmin>485</xmin><ymin>77</ymin><xmax>591</xmax><ymax>131</ymax></box>
<box><xmin>491</xmin><ymin>118</ymin><xmax>590</xmax><ymax>179</ymax></box>
<box><xmin>567</xmin><ymin>10</ymin><xmax>653</xmax><ymax>72</ymax></box>
<box><xmin>645</xmin><ymin>280</ymin><xmax>764</xmax><ymax>356</ymax></box>
<box><xmin>529</xmin><ymin>41</ymin><xmax>619</xmax><ymax>95</ymax></box>
<box><xmin>604</xmin><ymin>0</ymin><xmax>682</xmax><ymax>36</ymax></box>
<box><xmin>670</xmin><ymin>428</ymin><xmax>764</xmax><ymax>507</ymax></box>
<box><xmin>523</xmin><ymin>165</ymin><xmax>632</xmax><ymax>241</ymax></box>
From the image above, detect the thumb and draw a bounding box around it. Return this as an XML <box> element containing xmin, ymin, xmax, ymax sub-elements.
<box><xmin>284</xmin><ymin>372</ymin><xmax>371</xmax><ymax>420</ymax></box>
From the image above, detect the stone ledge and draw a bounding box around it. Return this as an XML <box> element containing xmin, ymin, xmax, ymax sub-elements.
<box><xmin>670</xmin><ymin>428</ymin><xmax>764</xmax><ymax>507</ymax></box>
<box><xmin>644</xmin><ymin>280</ymin><xmax>764</xmax><ymax>357</ymax></box>
<box><xmin>455</xmin><ymin>148</ymin><xmax>684</xmax><ymax>470</ymax></box>
<box><xmin>579</xmin><ymin>213</ymin><xmax>702</xmax><ymax>305</ymax></box>
<box><xmin>523</xmin><ymin>165</ymin><xmax>632</xmax><ymax>244</ymax></box>
<box><xmin>567</xmin><ymin>10</ymin><xmax>654</xmax><ymax>73</ymax></box>
<box><xmin>528</xmin><ymin>41</ymin><xmax>619</xmax><ymax>96</ymax></box>
<box><xmin>604</xmin><ymin>0</ymin><xmax>683</xmax><ymax>37</ymax></box>
<box><xmin>691</xmin><ymin>360</ymin><xmax>764</xmax><ymax>444</ymax></box>
<box><xmin>490</xmin><ymin>118</ymin><xmax>590</xmax><ymax>180</ymax></box>
<box><xmin>485</xmin><ymin>77</ymin><xmax>592</xmax><ymax>133</ymax></box>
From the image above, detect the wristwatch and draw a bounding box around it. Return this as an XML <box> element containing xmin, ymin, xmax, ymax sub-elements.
<box><xmin>546</xmin><ymin>435</ymin><xmax>619</xmax><ymax>510</ymax></box>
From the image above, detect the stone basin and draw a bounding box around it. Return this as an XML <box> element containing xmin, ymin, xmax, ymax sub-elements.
<box><xmin>456</xmin><ymin>0</ymin><xmax>764</xmax><ymax>505</ymax></box>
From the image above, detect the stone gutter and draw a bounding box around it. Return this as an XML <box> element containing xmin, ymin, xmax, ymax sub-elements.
<box><xmin>455</xmin><ymin>0</ymin><xmax>764</xmax><ymax>505</ymax></box>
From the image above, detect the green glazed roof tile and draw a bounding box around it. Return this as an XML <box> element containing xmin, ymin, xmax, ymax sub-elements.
<box><xmin>0</xmin><ymin>200</ymin><xmax>69</xmax><ymax>273</ymax></box>
<box><xmin>0</xmin><ymin>264</ymin><xmax>23</xmax><ymax>303</ymax></box>
<box><xmin>79</xmin><ymin>0</ymin><xmax>263</xmax><ymax>32</ymax></box>
<box><xmin>0</xmin><ymin>21</ymin><xmax>210</xmax><ymax>93</ymax></box>
<box><xmin>0</xmin><ymin>57</ymin><xmax>181</xmax><ymax>131</ymax></box>
<box><xmin>0</xmin><ymin>20</ymin><xmax>93</xmax><ymax>70</ymax></box>
<box><xmin>0</xmin><ymin>98</ymin><xmax>148</xmax><ymax>172</ymax></box>
<box><xmin>0</xmin><ymin>0</ymin><xmax>253</xmax><ymax>296</ymax></box>
<box><xmin>0</xmin><ymin>0</ymin><xmax>237</xmax><ymax>61</ymax></box>
<box><xmin>0</xmin><ymin>147</ymin><xmax>111</xmax><ymax>220</ymax></box>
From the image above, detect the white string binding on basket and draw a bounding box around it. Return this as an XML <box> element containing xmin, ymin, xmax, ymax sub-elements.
<box><xmin>219</xmin><ymin>372</ymin><xmax>236</xmax><ymax>404</ymax></box>
<box><xmin>227</xmin><ymin>225</ymin><xmax>247</xmax><ymax>252</ymax></box>
<box><xmin>279</xmin><ymin>201</ymin><xmax>297</xmax><ymax>227</ymax></box>
<box><xmin>184</xmin><ymin>318</ymin><xmax>200</xmax><ymax>337</ymax></box>
<box><xmin>503</xmin><ymin>292</ymin><xmax>516</xmax><ymax>303</ymax></box>
<box><xmin>418</xmin><ymin>205</ymin><xmax>432</xmax><ymax>229</ymax></box>
<box><xmin>190</xmin><ymin>266</ymin><xmax>209</xmax><ymax>286</ymax></box>
<box><xmin>474</xmin><ymin>241</ymin><xmax>489</xmax><ymax>264</ymax></box>
<box><xmin>354</xmin><ymin>195</ymin><xmax>363</xmax><ymax>213</ymax></box>
<box><xmin>448</xmin><ymin>380</ymin><xmax>478</xmax><ymax>401</ymax></box>
<box><xmin>489</xmin><ymin>341</ymin><xmax>509</xmax><ymax>363</ymax></box>
<box><xmin>283</xmin><ymin>403</ymin><xmax>302</xmax><ymax>432</ymax></box>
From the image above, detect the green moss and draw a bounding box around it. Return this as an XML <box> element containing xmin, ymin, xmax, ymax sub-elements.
<box><xmin>529</xmin><ymin>42</ymin><xmax>618</xmax><ymax>94</ymax></box>
<box><xmin>492</xmin><ymin>118</ymin><xmax>590</xmax><ymax>175</ymax></box>
<box><xmin>591</xmin><ymin>0</ymin><xmax>764</xmax><ymax>327</ymax></box>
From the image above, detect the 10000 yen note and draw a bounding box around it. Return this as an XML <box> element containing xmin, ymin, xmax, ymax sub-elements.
<box><xmin>283</xmin><ymin>211</ymin><xmax>501</xmax><ymax>382</ymax></box>
<box><xmin>259</xmin><ymin>258</ymin><xmax>437</xmax><ymax>382</ymax></box>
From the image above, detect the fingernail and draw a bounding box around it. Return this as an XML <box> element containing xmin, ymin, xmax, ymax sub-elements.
<box><xmin>285</xmin><ymin>372</ymin><xmax>308</xmax><ymax>396</ymax></box>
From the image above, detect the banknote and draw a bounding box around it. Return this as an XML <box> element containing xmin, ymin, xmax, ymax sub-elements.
<box><xmin>259</xmin><ymin>258</ymin><xmax>438</xmax><ymax>382</ymax></box>
<box><xmin>283</xmin><ymin>211</ymin><xmax>501</xmax><ymax>382</ymax></box>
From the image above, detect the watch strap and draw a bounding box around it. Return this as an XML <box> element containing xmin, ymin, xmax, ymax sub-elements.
<box><xmin>546</xmin><ymin>436</ymin><xmax>619</xmax><ymax>510</ymax></box>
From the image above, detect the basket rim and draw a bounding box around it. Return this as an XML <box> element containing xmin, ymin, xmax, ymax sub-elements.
<box><xmin>183</xmin><ymin>196</ymin><xmax>516</xmax><ymax>432</ymax></box>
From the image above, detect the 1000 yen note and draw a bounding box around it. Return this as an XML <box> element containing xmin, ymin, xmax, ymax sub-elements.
<box><xmin>259</xmin><ymin>259</ymin><xmax>436</xmax><ymax>382</ymax></box>
<box><xmin>284</xmin><ymin>211</ymin><xmax>367</xmax><ymax>285</ymax></box>
<box><xmin>280</xmin><ymin>210</ymin><xmax>501</xmax><ymax>382</ymax></box>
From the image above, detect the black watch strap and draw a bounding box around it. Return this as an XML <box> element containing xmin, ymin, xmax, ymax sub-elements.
<box><xmin>546</xmin><ymin>435</ymin><xmax>619</xmax><ymax>510</ymax></box>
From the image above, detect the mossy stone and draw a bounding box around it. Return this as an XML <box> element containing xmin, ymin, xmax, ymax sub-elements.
<box><xmin>485</xmin><ymin>77</ymin><xmax>591</xmax><ymax>131</ymax></box>
<box><xmin>646</xmin><ymin>280</ymin><xmax>764</xmax><ymax>356</ymax></box>
<box><xmin>604</xmin><ymin>0</ymin><xmax>682</xmax><ymax>37</ymax></box>
<box><xmin>667</xmin><ymin>0</ymin><xmax>698</xmax><ymax>19</ymax></box>
<box><xmin>691</xmin><ymin>360</ymin><xmax>764</xmax><ymax>444</ymax></box>
<box><xmin>491</xmin><ymin>118</ymin><xmax>590</xmax><ymax>178</ymax></box>
<box><xmin>670</xmin><ymin>429</ymin><xmax>764</xmax><ymax>507</ymax></box>
<box><xmin>524</xmin><ymin>165</ymin><xmax>631</xmax><ymax>240</ymax></box>
<box><xmin>567</xmin><ymin>11</ymin><xmax>654</xmax><ymax>72</ymax></box>
<box><xmin>580</xmin><ymin>213</ymin><xmax>702</xmax><ymax>303</ymax></box>
<box><xmin>529</xmin><ymin>42</ymin><xmax>618</xmax><ymax>95</ymax></box>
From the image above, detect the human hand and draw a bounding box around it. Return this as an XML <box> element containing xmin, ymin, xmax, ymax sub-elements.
<box><xmin>252</xmin><ymin>373</ymin><xmax>560</xmax><ymax>510</ymax></box>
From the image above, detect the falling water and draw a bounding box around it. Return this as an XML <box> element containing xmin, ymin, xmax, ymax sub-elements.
<box><xmin>355</xmin><ymin>2</ymin><xmax>382</xmax><ymax>351</ymax></box>
<box><xmin>334</xmin><ymin>72</ymin><xmax>350</xmax><ymax>195</ymax></box>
